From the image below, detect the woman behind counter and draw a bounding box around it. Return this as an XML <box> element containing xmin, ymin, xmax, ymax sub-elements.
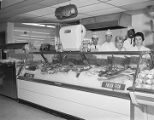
<box><xmin>127</xmin><ymin>32</ymin><xmax>151</xmax><ymax>70</ymax></box>
<box><xmin>128</xmin><ymin>32</ymin><xmax>150</xmax><ymax>51</ymax></box>
<box><xmin>114</xmin><ymin>35</ymin><xmax>126</xmax><ymax>51</ymax></box>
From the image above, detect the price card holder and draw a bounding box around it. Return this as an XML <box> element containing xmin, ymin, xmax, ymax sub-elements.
<box><xmin>102</xmin><ymin>82</ymin><xmax>125</xmax><ymax>90</ymax></box>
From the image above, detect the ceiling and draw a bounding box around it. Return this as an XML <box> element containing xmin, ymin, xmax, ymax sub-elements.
<box><xmin>0</xmin><ymin>0</ymin><xmax>154</xmax><ymax>24</ymax></box>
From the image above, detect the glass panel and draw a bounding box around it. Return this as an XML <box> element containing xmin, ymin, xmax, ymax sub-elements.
<box><xmin>20</xmin><ymin>51</ymin><xmax>143</xmax><ymax>93</ymax></box>
<box><xmin>135</xmin><ymin>52</ymin><xmax>154</xmax><ymax>91</ymax></box>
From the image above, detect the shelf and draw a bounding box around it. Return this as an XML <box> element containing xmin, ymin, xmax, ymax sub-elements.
<box><xmin>0</xmin><ymin>43</ymin><xmax>28</xmax><ymax>49</ymax></box>
<box><xmin>128</xmin><ymin>87</ymin><xmax>154</xmax><ymax>94</ymax></box>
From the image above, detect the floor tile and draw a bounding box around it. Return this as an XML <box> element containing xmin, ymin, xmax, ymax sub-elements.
<box><xmin>0</xmin><ymin>95</ymin><xmax>66</xmax><ymax>120</ymax></box>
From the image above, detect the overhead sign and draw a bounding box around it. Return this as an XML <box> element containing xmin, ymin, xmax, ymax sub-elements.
<box><xmin>55</xmin><ymin>4</ymin><xmax>78</xmax><ymax>20</ymax></box>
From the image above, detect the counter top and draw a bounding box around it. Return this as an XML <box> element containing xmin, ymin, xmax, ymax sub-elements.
<box><xmin>128</xmin><ymin>87</ymin><xmax>154</xmax><ymax>94</ymax></box>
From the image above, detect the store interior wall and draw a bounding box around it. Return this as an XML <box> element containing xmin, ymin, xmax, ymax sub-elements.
<box><xmin>6</xmin><ymin>22</ymin><xmax>14</xmax><ymax>43</ymax></box>
<box><xmin>1</xmin><ymin>12</ymin><xmax>154</xmax><ymax>50</ymax></box>
<box><xmin>85</xmin><ymin>13</ymin><xmax>154</xmax><ymax>50</ymax></box>
<box><xmin>132</xmin><ymin>13</ymin><xmax>154</xmax><ymax>49</ymax></box>
<box><xmin>0</xmin><ymin>23</ymin><xmax>7</xmax><ymax>32</ymax></box>
<box><xmin>0</xmin><ymin>22</ymin><xmax>14</xmax><ymax>44</ymax></box>
<box><xmin>85</xmin><ymin>28</ymin><xmax>127</xmax><ymax>45</ymax></box>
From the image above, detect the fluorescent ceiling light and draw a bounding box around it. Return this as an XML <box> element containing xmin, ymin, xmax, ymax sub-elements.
<box><xmin>16</xmin><ymin>36</ymin><xmax>45</xmax><ymax>41</ymax></box>
<box><xmin>15</xmin><ymin>39</ymin><xmax>28</xmax><ymax>42</ymax></box>
<box><xmin>14</xmin><ymin>29</ymin><xmax>27</xmax><ymax>32</ymax></box>
<box><xmin>22</xmin><ymin>23</ymin><xmax>55</xmax><ymax>28</ymax></box>
<box><xmin>46</xmin><ymin>25</ymin><xmax>56</xmax><ymax>28</ymax></box>
<box><xmin>30</xmin><ymin>37</ymin><xmax>45</xmax><ymax>41</ymax></box>
<box><xmin>14</xmin><ymin>29</ymin><xmax>50</xmax><ymax>35</ymax></box>
<box><xmin>15</xmin><ymin>36</ymin><xmax>30</xmax><ymax>39</ymax></box>
<box><xmin>20</xmin><ymin>34</ymin><xmax>51</xmax><ymax>39</ymax></box>
<box><xmin>31</xmin><ymin>31</ymin><xmax>50</xmax><ymax>34</ymax></box>
<box><xmin>22</xmin><ymin>23</ymin><xmax>45</xmax><ymax>27</ymax></box>
<box><xmin>20</xmin><ymin>34</ymin><xmax>29</xmax><ymax>37</ymax></box>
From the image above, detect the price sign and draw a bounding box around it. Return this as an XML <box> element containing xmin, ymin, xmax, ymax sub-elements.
<box><xmin>102</xmin><ymin>82</ymin><xmax>125</xmax><ymax>90</ymax></box>
<box><xmin>102</xmin><ymin>82</ymin><xmax>114</xmax><ymax>90</ymax></box>
<box><xmin>114</xmin><ymin>83</ymin><xmax>125</xmax><ymax>90</ymax></box>
<box><xmin>24</xmin><ymin>73</ymin><xmax>34</xmax><ymax>79</ymax></box>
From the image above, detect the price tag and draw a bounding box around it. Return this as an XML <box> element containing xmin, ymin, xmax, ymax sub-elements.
<box><xmin>24</xmin><ymin>73</ymin><xmax>34</xmax><ymax>79</ymax></box>
<box><xmin>102</xmin><ymin>82</ymin><xmax>114</xmax><ymax>90</ymax></box>
<box><xmin>102</xmin><ymin>82</ymin><xmax>125</xmax><ymax>90</ymax></box>
<box><xmin>114</xmin><ymin>83</ymin><xmax>125</xmax><ymax>90</ymax></box>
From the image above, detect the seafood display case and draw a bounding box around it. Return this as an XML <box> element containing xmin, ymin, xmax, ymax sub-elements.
<box><xmin>17</xmin><ymin>51</ymin><xmax>153</xmax><ymax>97</ymax></box>
<box><xmin>16</xmin><ymin>23</ymin><xmax>154</xmax><ymax>119</ymax></box>
<box><xmin>125</xmin><ymin>51</ymin><xmax>154</xmax><ymax>120</ymax></box>
<box><xmin>17</xmin><ymin>51</ymin><xmax>154</xmax><ymax>120</ymax></box>
<box><xmin>128</xmin><ymin>51</ymin><xmax>154</xmax><ymax>105</ymax></box>
<box><xmin>0</xmin><ymin>43</ymin><xmax>28</xmax><ymax>99</ymax></box>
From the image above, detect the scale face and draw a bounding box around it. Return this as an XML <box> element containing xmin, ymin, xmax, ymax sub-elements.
<box><xmin>60</xmin><ymin>24</ymin><xmax>86</xmax><ymax>51</ymax></box>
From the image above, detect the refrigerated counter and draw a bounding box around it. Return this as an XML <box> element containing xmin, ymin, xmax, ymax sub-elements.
<box><xmin>17</xmin><ymin>51</ymin><xmax>153</xmax><ymax>120</ymax></box>
<box><xmin>0</xmin><ymin>61</ymin><xmax>17</xmax><ymax>99</ymax></box>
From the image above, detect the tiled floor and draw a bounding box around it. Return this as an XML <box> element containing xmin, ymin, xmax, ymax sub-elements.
<box><xmin>0</xmin><ymin>95</ymin><xmax>66</xmax><ymax>120</ymax></box>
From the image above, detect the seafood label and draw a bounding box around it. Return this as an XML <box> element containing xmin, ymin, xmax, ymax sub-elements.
<box><xmin>102</xmin><ymin>82</ymin><xmax>125</xmax><ymax>90</ymax></box>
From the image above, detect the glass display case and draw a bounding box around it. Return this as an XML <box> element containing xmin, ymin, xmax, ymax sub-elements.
<box><xmin>17</xmin><ymin>51</ymin><xmax>154</xmax><ymax>99</ymax></box>
<box><xmin>125</xmin><ymin>51</ymin><xmax>154</xmax><ymax>120</ymax></box>
<box><xmin>127</xmin><ymin>51</ymin><xmax>154</xmax><ymax>91</ymax></box>
<box><xmin>0</xmin><ymin>43</ymin><xmax>28</xmax><ymax>99</ymax></box>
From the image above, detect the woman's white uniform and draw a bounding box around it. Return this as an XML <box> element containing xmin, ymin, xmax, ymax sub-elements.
<box><xmin>98</xmin><ymin>42</ymin><xmax>115</xmax><ymax>51</ymax></box>
<box><xmin>131</xmin><ymin>45</ymin><xmax>150</xmax><ymax>51</ymax></box>
<box><xmin>123</xmin><ymin>38</ymin><xmax>135</xmax><ymax>51</ymax></box>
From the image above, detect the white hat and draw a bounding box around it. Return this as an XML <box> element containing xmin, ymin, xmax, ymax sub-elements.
<box><xmin>92</xmin><ymin>34</ymin><xmax>98</xmax><ymax>38</ymax></box>
<box><xmin>105</xmin><ymin>29</ymin><xmax>112</xmax><ymax>36</ymax></box>
<box><xmin>127</xmin><ymin>26</ymin><xmax>134</xmax><ymax>30</ymax></box>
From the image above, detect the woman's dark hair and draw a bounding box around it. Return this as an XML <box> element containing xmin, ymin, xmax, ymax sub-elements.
<box><xmin>135</xmin><ymin>32</ymin><xmax>145</xmax><ymax>41</ymax></box>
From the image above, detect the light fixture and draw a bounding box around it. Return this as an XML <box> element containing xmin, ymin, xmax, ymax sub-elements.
<box><xmin>55</xmin><ymin>4</ymin><xmax>78</xmax><ymax>20</ymax></box>
<box><xmin>22</xmin><ymin>23</ymin><xmax>45</xmax><ymax>27</ymax></box>
<box><xmin>22</xmin><ymin>23</ymin><xmax>55</xmax><ymax>28</ymax></box>
<box><xmin>14</xmin><ymin>29</ymin><xmax>51</xmax><ymax>35</ymax></box>
<box><xmin>46</xmin><ymin>25</ymin><xmax>56</xmax><ymax>28</ymax></box>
